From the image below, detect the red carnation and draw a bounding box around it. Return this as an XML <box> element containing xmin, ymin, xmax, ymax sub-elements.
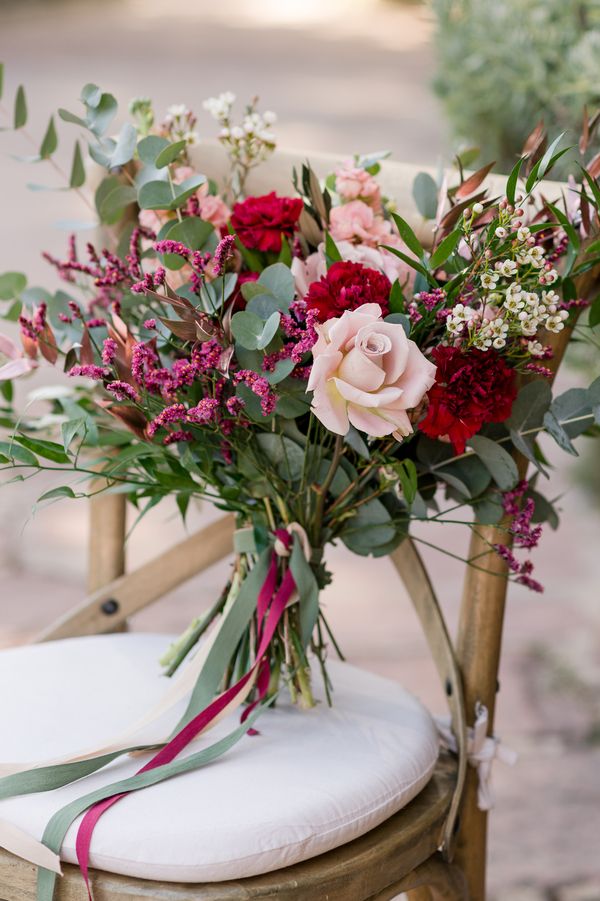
<box><xmin>419</xmin><ymin>345</ymin><xmax>517</xmax><ymax>453</ymax></box>
<box><xmin>304</xmin><ymin>261</ymin><xmax>391</xmax><ymax>321</ymax></box>
<box><xmin>230</xmin><ymin>192</ymin><xmax>303</xmax><ymax>253</ymax></box>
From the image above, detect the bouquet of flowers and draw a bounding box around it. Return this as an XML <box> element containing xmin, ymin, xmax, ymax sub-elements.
<box><xmin>1</xmin><ymin>77</ymin><xmax>600</xmax><ymax>891</ymax></box>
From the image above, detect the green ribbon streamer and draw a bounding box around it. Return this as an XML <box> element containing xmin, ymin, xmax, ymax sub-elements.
<box><xmin>37</xmin><ymin>702</ymin><xmax>269</xmax><ymax>901</ymax></box>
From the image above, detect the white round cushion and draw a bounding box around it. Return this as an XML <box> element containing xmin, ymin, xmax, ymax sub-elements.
<box><xmin>0</xmin><ymin>633</ymin><xmax>438</xmax><ymax>882</ymax></box>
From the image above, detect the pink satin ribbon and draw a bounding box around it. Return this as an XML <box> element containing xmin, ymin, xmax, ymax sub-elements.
<box><xmin>75</xmin><ymin>532</ymin><xmax>295</xmax><ymax>898</ymax></box>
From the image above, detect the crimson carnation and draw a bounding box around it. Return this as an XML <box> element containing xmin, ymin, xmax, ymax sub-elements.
<box><xmin>419</xmin><ymin>346</ymin><xmax>517</xmax><ymax>453</ymax></box>
<box><xmin>304</xmin><ymin>261</ymin><xmax>391</xmax><ymax>321</ymax></box>
<box><xmin>230</xmin><ymin>192</ymin><xmax>303</xmax><ymax>253</ymax></box>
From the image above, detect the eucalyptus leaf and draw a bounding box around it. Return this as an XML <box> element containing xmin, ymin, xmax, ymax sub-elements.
<box><xmin>412</xmin><ymin>171</ymin><xmax>438</xmax><ymax>219</ymax></box>
<box><xmin>256</xmin><ymin>311</ymin><xmax>280</xmax><ymax>350</ymax></box>
<box><xmin>255</xmin><ymin>433</ymin><xmax>304</xmax><ymax>482</ymax></box>
<box><xmin>469</xmin><ymin>434</ymin><xmax>519</xmax><ymax>490</ymax></box>
<box><xmin>137</xmin><ymin>135</ymin><xmax>170</xmax><ymax>165</ymax></box>
<box><xmin>40</xmin><ymin>117</ymin><xmax>58</xmax><ymax>159</ymax></box>
<box><xmin>109</xmin><ymin>122</ymin><xmax>137</xmax><ymax>168</ymax></box>
<box><xmin>69</xmin><ymin>142</ymin><xmax>86</xmax><ymax>189</ymax></box>
<box><xmin>0</xmin><ymin>272</ymin><xmax>26</xmax><ymax>300</ymax></box>
<box><xmin>258</xmin><ymin>263</ymin><xmax>295</xmax><ymax>308</ymax></box>
<box><xmin>13</xmin><ymin>85</ymin><xmax>27</xmax><ymax>129</ymax></box>
<box><xmin>155</xmin><ymin>139</ymin><xmax>187</xmax><ymax>168</ymax></box>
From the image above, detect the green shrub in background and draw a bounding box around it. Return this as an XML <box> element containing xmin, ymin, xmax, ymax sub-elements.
<box><xmin>431</xmin><ymin>0</ymin><xmax>600</xmax><ymax>174</ymax></box>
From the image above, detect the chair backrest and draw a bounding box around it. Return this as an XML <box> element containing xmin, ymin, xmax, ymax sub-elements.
<box><xmin>35</xmin><ymin>146</ymin><xmax>583</xmax><ymax>900</ymax></box>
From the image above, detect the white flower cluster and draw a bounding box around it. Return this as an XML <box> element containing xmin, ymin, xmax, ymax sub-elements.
<box><xmin>446</xmin><ymin>216</ymin><xmax>568</xmax><ymax>354</ymax></box>
<box><xmin>202</xmin><ymin>92</ymin><xmax>277</xmax><ymax>170</ymax></box>
<box><xmin>164</xmin><ymin>104</ymin><xmax>199</xmax><ymax>146</ymax></box>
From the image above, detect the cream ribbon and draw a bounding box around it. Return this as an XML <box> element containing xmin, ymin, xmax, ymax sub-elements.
<box><xmin>435</xmin><ymin>702</ymin><xmax>517</xmax><ymax>811</ymax></box>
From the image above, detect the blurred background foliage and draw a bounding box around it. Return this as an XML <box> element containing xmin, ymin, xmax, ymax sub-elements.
<box><xmin>431</xmin><ymin>0</ymin><xmax>600</xmax><ymax>175</ymax></box>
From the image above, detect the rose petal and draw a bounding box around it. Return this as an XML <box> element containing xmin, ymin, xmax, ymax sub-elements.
<box><xmin>333</xmin><ymin>378</ymin><xmax>403</xmax><ymax>409</ymax></box>
<box><xmin>337</xmin><ymin>346</ymin><xmax>385</xmax><ymax>393</ymax></box>
<box><xmin>347</xmin><ymin>404</ymin><xmax>398</xmax><ymax>436</ymax></box>
<box><xmin>311</xmin><ymin>381</ymin><xmax>349</xmax><ymax>435</ymax></box>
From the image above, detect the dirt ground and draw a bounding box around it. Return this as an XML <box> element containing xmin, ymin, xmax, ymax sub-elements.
<box><xmin>0</xmin><ymin>2</ymin><xmax>599</xmax><ymax>897</ymax></box>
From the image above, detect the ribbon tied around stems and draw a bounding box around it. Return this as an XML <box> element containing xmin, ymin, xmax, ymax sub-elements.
<box><xmin>435</xmin><ymin>702</ymin><xmax>518</xmax><ymax>812</ymax></box>
<box><xmin>73</xmin><ymin>526</ymin><xmax>305</xmax><ymax>900</ymax></box>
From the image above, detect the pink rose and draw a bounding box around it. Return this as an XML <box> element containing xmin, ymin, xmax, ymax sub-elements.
<box><xmin>308</xmin><ymin>303</ymin><xmax>436</xmax><ymax>438</ymax></box>
<box><xmin>196</xmin><ymin>183</ymin><xmax>231</xmax><ymax>231</ymax></box>
<box><xmin>0</xmin><ymin>333</ymin><xmax>36</xmax><ymax>381</ymax></box>
<box><xmin>335</xmin><ymin>163</ymin><xmax>382</xmax><ymax>210</ymax></box>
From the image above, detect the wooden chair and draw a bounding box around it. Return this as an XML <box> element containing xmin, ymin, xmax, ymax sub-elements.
<box><xmin>0</xmin><ymin>152</ymin><xmax>583</xmax><ymax>901</ymax></box>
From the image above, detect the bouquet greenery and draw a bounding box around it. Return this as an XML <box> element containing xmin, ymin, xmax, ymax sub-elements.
<box><xmin>0</xmin><ymin>75</ymin><xmax>600</xmax><ymax>891</ymax></box>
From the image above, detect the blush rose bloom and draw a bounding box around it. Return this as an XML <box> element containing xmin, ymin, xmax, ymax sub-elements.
<box><xmin>307</xmin><ymin>303</ymin><xmax>436</xmax><ymax>438</ymax></box>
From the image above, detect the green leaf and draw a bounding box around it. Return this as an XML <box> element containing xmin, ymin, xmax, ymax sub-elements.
<box><xmin>588</xmin><ymin>296</ymin><xmax>600</xmax><ymax>330</ymax></box>
<box><xmin>88</xmin><ymin>92</ymin><xmax>118</xmax><ymax>137</ymax></box>
<box><xmin>429</xmin><ymin>230</ymin><xmax>462</xmax><ymax>270</ymax></box>
<box><xmin>80</xmin><ymin>83</ymin><xmax>102</xmax><ymax>108</ymax></box>
<box><xmin>506</xmin><ymin>380</ymin><xmax>552</xmax><ymax>468</ymax></box>
<box><xmin>98</xmin><ymin>184</ymin><xmax>137</xmax><ymax>223</ymax></box>
<box><xmin>69</xmin><ymin>142</ymin><xmax>85</xmax><ymax>189</ymax></box>
<box><xmin>257</xmin><ymin>263</ymin><xmax>295</xmax><ymax>307</ymax></box>
<box><xmin>40</xmin><ymin>117</ymin><xmax>58</xmax><ymax>159</ymax></box>
<box><xmin>543</xmin><ymin>410</ymin><xmax>577</xmax><ymax>455</ymax></box>
<box><xmin>390</xmin><ymin>212</ymin><xmax>424</xmax><ymax>258</ymax></box>
<box><xmin>61</xmin><ymin>418</ymin><xmax>86</xmax><ymax>452</ymax></box>
<box><xmin>380</xmin><ymin>244</ymin><xmax>433</xmax><ymax>283</ymax></box>
<box><xmin>58</xmin><ymin>108</ymin><xmax>88</xmax><ymax>129</ymax></box>
<box><xmin>231</xmin><ymin>310</ymin><xmax>267</xmax><ymax>350</ymax></box>
<box><xmin>0</xmin><ymin>271</ymin><xmax>26</xmax><ymax>300</ymax></box>
<box><xmin>38</xmin><ymin>485</ymin><xmax>77</xmax><ymax>502</ymax></box>
<box><xmin>343</xmin><ymin>425</ymin><xmax>370</xmax><ymax>459</ymax></box>
<box><xmin>289</xmin><ymin>537</ymin><xmax>320</xmax><ymax>648</ymax></box>
<box><xmin>388</xmin><ymin>279</ymin><xmax>405</xmax><ymax>314</ymax></box>
<box><xmin>157</xmin><ymin>217</ymin><xmax>214</xmax><ymax>269</ymax></box>
<box><xmin>137</xmin><ymin>135</ymin><xmax>170</xmax><ymax>166</ymax></box>
<box><xmin>155</xmin><ymin>140</ymin><xmax>187</xmax><ymax>169</ymax></box>
<box><xmin>394</xmin><ymin>458</ymin><xmax>418</xmax><ymax>505</ymax></box>
<box><xmin>170</xmin><ymin>175</ymin><xmax>206</xmax><ymax>209</ymax></box>
<box><xmin>547</xmin><ymin>387</ymin><xmax>594</xmax><ymax>438</ymax></box>
<box><xmin>384</xmin><ymin>313</ymin><xmax>410</xmax><ymax>335</ymax></box>
<box><xmin>324</xmin><ymin>231</ymin><xmax>342</xmax><ymax>265</ymax></box>
<box><xmin>110</xmin><ymin>122</ymin><xmax>137</xmax><ymax>168</ymax></box>
<box><xmin>412</xmin><ymin>171</ymin><xmax>438</xmax><ymax>219</ymax></box>
<box><xmin>137</xmin><ymin>179</ymin><xmax>173</xmax><ymax>210</ymax></box>
<box><xmin>537</xmin><ymin>132</ymin><xmax>566</xmax><ymax>179</ymax></box>
<box><xmin>255</xmin><ymin>433</ymin><xmax>304</xmax><ymax>481</ymax></box>
<box><xmin>469</xmin><ymin>434</ymin><xmax>519</xmax><ymax>491</ymax></box>
<box><xmin>506</xmin><ymin>157</ymin><xmax>524</xmax><ymax>205</ymax></box>
<box><xmin>0</xmin><ymin>440</ymin><xmax>37</xmax><ymax>466</ymax></box>
<box><xmin>256</xmin><ymin>311</ymin><xmax>281</xmax><ymax>350</ymax></box>
<box><xmin>13</xmin><ymin>434</ymin><xmax>71</xmax><ymax>464</ymax></box>
<box><xmin>13</xmin><ymin>85</ymin><xmax>27</xmax><ymax>129</ymax></box>
<box><xmin>247</xmin><ymin>295</ymin><xmax>281</xmax><ymax>319</ymax></box>
<box><xmin>341</xmin><ymin>497</ymin><xmax>396</xmax><ymax>556</ymax></box>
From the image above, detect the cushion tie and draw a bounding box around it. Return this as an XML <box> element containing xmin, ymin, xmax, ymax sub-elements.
<box><xmin>435</xmin><ymin>702</ymin><xmax>517</xmax><ymax>811</ymax></box>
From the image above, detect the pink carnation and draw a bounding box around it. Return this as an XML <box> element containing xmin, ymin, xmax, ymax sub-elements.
<box><xmin>329</xmin><ymin>200</ymin><xmax>402</xmax><ymax>249</ymax></box>
<box><xmin>335</xmin><ymin>163</ymin><xmax>381</xmax><ymax>210</ymax></box>
<box><xmin>196</xmin><ymin>183</ymin><xmax>231</xmax><ymax>231</ymax></box>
